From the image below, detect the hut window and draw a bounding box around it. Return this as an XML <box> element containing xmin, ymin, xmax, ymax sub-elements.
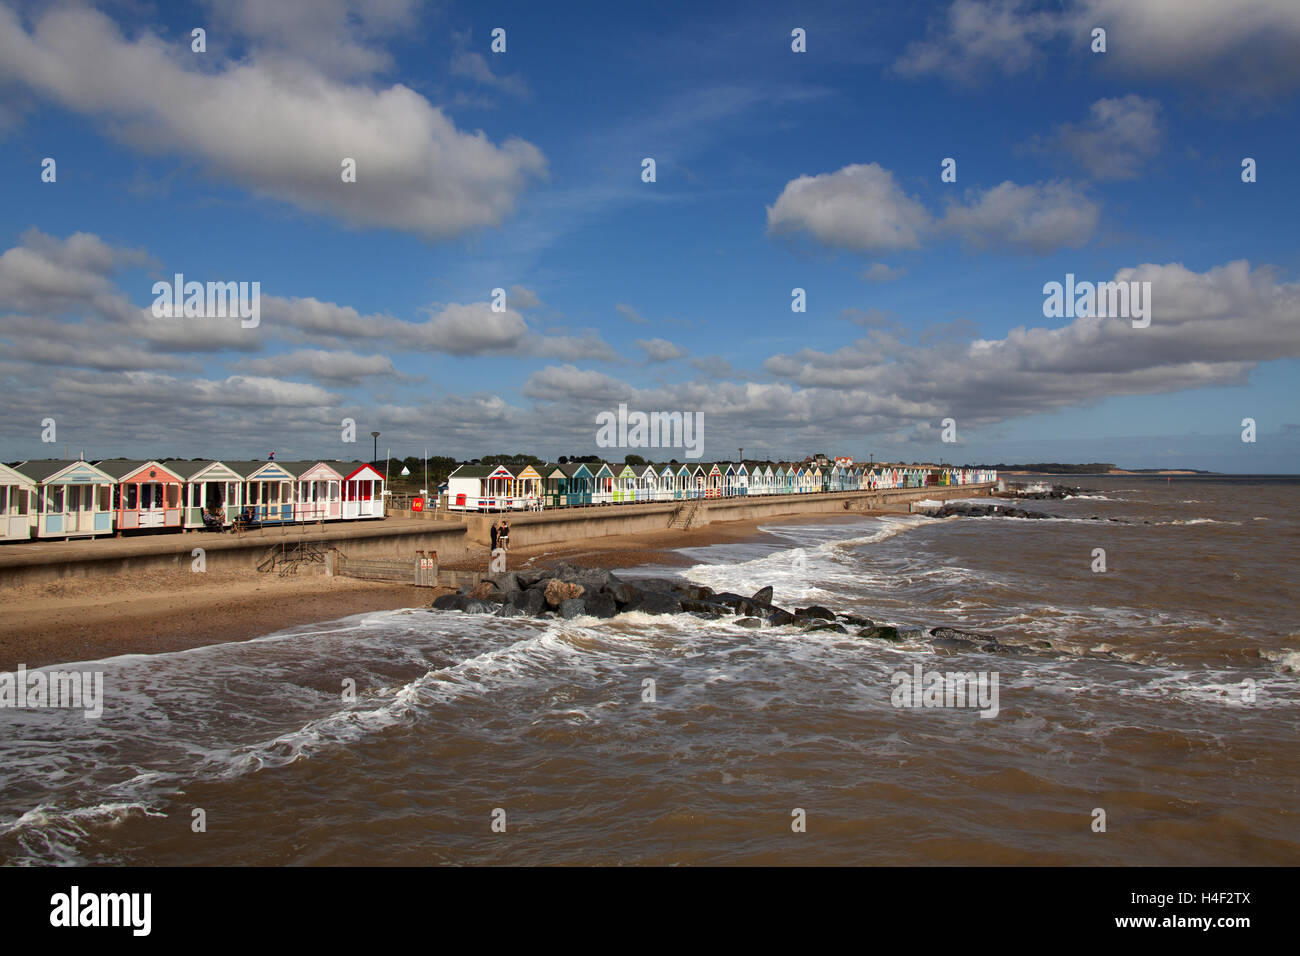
<box><xmin>97</xmin><ymin>486</ymin><xmax>109</xmax><ymax>511</ymax></box>
<box><xmin>126</xmin><ymin>484</ymin><xmax>138</xmax><ymax>509</ymax></box>
<box><xmin>329</xmin><ymin>481</ymin><xmax>338</xmax><ymax>500</ymax></box>
<box><xmin>166</xmin><ymin>484</ymin><xmax>179</xmax><ymax>508</ymax></box>
<box><xmin>18</xmin><ymin>490</ymin><xmax>29</xmax><ymax>515</ymax></box>
<box><xmin>51</xmin><ymin>486</ymin><xmax>64</xmax><ymax>512</ymax></box>
<box><xmin>0</xmin><ymin>486</ymin><xmax>7</xmax><ymax>514</ymax></box>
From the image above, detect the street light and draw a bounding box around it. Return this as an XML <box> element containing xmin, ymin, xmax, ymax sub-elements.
<box><xmin>371</xmin><ymin>431</ymin><xmax>380</xmax><ymax>463</ymax></box>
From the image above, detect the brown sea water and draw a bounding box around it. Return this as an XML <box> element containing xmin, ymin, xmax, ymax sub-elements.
<box><xmin>1</xmin><ymin>475</ymin><xmax>1296</xmax><ymax>865</ymax></box>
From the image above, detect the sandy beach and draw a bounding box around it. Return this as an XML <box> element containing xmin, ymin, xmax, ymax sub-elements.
<box><xmin>0</xmin><ymin>511</ymin><xmax>873</xmax><ymax>671</ymax></box>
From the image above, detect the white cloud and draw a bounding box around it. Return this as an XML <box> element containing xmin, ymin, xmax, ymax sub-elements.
<box><xmin>763</xmin><ymin>259</ymin><xmax>1300</xmax><ymax>424</ymax></box>
<box><xmin>615</xmin><ymin>303</ymin><xmax>651</xmax><ymax>325</ymax></box>
<box><xmin>637</xmin><ymin>338</ymin><xmax>687</xmax><ymax>362</ymax></box>
<box><xmin>766</xmin><ymin>163</ymin><xmax>930</xmax><ymax>252</ymax></box>
<box><xmin>939</xmin><ymin>180</ymin><xmax>1099</xmax><ymax>252</ymax></box>
<box><xmin>896</xmin><ymin>0</ymin><xmax>1300</xmax><ymax>94</ymax></box>
<box><xmin>768</xmin><ymin>164</ymin><xmax>1097</xmax><ymax>254</ymax></box>
<box><xmin>862</xmin><ymin>263</ymin><xmax>907</xmax><ymax>283</ymax></box>
<box><xmin>230</xmin><ymin>349</ymin><xmax>396</xmax><ymax>383</ymax></box>
<box><xmin>1031</xmin><ymin>96</ymin><xmax>1163</xmax><ymax>180</ymax></box>
<box><xmin>0</xmin><ymin>5</ymin><xmax>547</xmax><ymax>241</ymax></box>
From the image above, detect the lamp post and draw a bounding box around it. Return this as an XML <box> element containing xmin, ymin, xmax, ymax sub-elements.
<box><xmin>371</xmin><ymin>431</ymin><xmax>380</xmax><ymax>464</ymax></box>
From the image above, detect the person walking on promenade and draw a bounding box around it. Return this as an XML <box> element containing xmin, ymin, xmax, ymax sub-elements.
<box><xmin>490</xmin><ymin>521</ymin><xmax>499</xmax><ymax>551</ymax></box>
<box><xmin>500</xmin><ymin>519</ymin><xmax>510</xmax><ymax>550</ymax></box>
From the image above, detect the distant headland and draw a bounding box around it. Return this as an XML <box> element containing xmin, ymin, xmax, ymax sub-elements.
<box><xmin>983</xmin><ymin>463</ymin><xmax>1212</xmax><ymax>475</ymax></box>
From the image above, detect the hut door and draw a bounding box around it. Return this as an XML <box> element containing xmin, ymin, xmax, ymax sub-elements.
<box><xmin>67</xmin><ymin>485</ymin><xmax>91</xmax><ymax>532</ymax></box>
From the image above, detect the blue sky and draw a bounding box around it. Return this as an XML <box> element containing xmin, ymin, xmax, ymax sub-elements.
<box><xmin>1</xmin><ymin>0</ymin><xmax>1297</xmax><ymax>471</ymax></box>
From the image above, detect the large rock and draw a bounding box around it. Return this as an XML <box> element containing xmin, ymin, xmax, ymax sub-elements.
<box><xmin>487</xmin><ymin>571</ymin><xmax>519</xmax><ymax>593</ymax></box>
<box><xmin>431</xmin><ymin>593</ymin><xmax>466</xmax><ymax>611</ymax></box>
<box><xmin>583</xmin><ymin>592</ymin><xmax>618</xmax><ymax>619</ymax></box>
<box><xmin>630</xmin><ymin>591</ymin><xmax>684</xmax><ymax>615</ymax></box>
<box><xmin>751</xmin><ymin>586</ymin><xmax>774</xmax><ymax>604</ymax></box>
<box><xmin>858</xmin><ymin>625</ymin><xmax>901</xmax><ymax>642</ymax></box>
<box><xmin>794</xmin><ymin>605</ymin><xmax>835</xmax><ymax>621</ymax></box>
<box><xmin>735</xmin><ymin>617</ymin><xmax>764</xmax><ymax>628</ymax></box>
<box><xmin>493</xmin><ymin>603</ymin><xmax>530</xmax><ymax>618</ymax></box>
<box><xmin>558</xmin><ymin>598</ymin><xmax>586</xmax><ymax>619</ymax></box>
<box><xmin>515</xmin><ymin>567</ymin><xmax>550</xmax><ymax>588</ymax></box>
<box><xmin>674</xmin><ymin>583</ymin><xmax>716</xmax><ymax>601</ymax></box>
<box><xmin>680</xmin><ymin>599</ymin><xmax>727</xmax><ymax>618</ymax></box>
<box><xmin>839</xmin><ymin>613</ymin><xmax>875</xmax><ymax>627</ymax></box>
<box><xmin>468</xmin><ymin>581</ymin><xmax>497</xmax><ymax>600</ymax></box>
<box><xmin>806</xmin><ymin>622</ymin><xmax>848</xmax><ymax>634</ymax></box>
<box><xmin>544</xmin><ymin>578</ymin><xmax>586</xmax><ymax>608</ymax></box>
<box><xmin>507</xmin><ymin>589</ymin><xmax>546</xmax><ymax>616</ymax></box>
<box><xmin>609</xmin><ymin>581</ymin><xmax>642</xmax><ymax>608</ymax></box>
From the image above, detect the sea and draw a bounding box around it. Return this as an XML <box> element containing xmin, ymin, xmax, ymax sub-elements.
<box><xmin>1</xmin><ymin>474</ymin><xmax>1296</xmax><ymax>865</ymax></box>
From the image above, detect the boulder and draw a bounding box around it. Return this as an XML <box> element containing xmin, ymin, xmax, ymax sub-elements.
<box><xmin>751</xmin><ymin>586</ymin><xmax>774</xmax><ymax>604</ymax></box>
<box><xmin>583</xmin><ymin>592</ymin><xmax>619</xmax><ymax>619</ymax></box>
<box><xmin>794</xmin><ymin>605</ymin><xmax>835</xmax><ymax>621</ymax></box>
<box><xmin>630</xmin><ymin>591</ymin><xmax>684</xmax><ymax>615</ymax></box>
<box><xmin>507</xmin><ymin>589</ymin><xmax>546</xmax><ymax>616</ymax></box>
<box><xmin>711</xmin><ymin>592</ymin><xmax>750</xmax><ymax>614</ymax></box>
<box><xmin>839</xmin><ymin>613</ymin><xmax>875</xmax><ymax>627</ymax></box>
<box><xmin>544</xmin><ymin>578</ymin><xmax>586</xmax><ymax>608</ymax></box>
<box><xmin>609</xmin><ymin>581</ymin><xmax>642</xmax><ymax>607</ymax></box>
<box><xmin>493</xmin><ymin>603</ymin><xmax>530</xmax><ymax>618</ymax></box>
<box><xmin>680</xmin><ymin>599</ymin><xmax>727</xmax><ymax>618</ymax></box>
<box><xmin>767</xmin><ymin>606</ymin><xmax>797</xmax><ymax>627</ymax></box>
<box><xmin>674</xmin><ymin>583</ymin><xmax>716</xmax><ymax>601</ymax></box>
<box><xmin>487</xmin><ymin>571</ymin><xmax>519</xmax><ymax>593</ymax></box>
<box><xmin>558</xmin><ymin>598</ymin><xmax>586</xmax><ymax>619</ymax></box>
<box><xmin>468</xmin><ymin>581</ymin><xmax>497</xmax><ymax>600</ymax></box>
<box><xmin>735</xmin><ymin>617</ymin><xmax>764</xmax><ymax>628</ymax></box>
<box><xmin>858</xmin><ymin>625</ymin><xmax>901</xmax><ymax>642</ymax></box>
<box><xmin>806</xmin><ymin>622</ymin><xmax>848</xmax><ymax>634</ymax></box>
<box><xmin>515</xmin><ymin>567</ymin><xmax>550</xmax><ymax>588</ymax></box>
<box><xmin>431</xmin><ymin>593</ymin><xmax>465</xmax><ymax>611</ymax></box>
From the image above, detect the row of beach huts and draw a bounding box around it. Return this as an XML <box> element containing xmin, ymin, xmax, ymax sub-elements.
<box><xmin>0</xmin><ymin>458</ymin><xmax>386</xmax><ymax>542</ymax></box>
<box><xmin>448</xmin><ymin>458</ymin><xmax>997</xmax><ymax>512</ymax></box>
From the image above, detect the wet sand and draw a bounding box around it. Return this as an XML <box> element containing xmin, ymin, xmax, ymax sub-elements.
<box><xmin>0</xmin><ymin>511</ymin><xmax>880</xmax><ymax>670</ymax></box>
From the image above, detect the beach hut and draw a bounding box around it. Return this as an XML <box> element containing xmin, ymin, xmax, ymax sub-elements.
<box><xmin>343</xmin><ymin>463</ymin><xmax>385</xmax><ymax>518</ymax></box>
<box><xmin>97</xmin><ymin>459</ymin><xmax>184</xmax><ymax>532</ymax></box>
<box><xmin>674</xmin><ymin>463</ymin><xmax>692</xmax><ymax>499</ymax></box>
<box><xmin>286</xmin><ymin>461</ymin><xmax>345</xmax><ymax>522</ymax></box>
<box><xmin>559</xmin><ymin>462</ymin><xmax>595</xmax><ymax>507</ymax></box>
<box><xmin>657</xmin><ymin>463</ymin><xmax>676</xmax><ymax>501</ymax></box>
<box><xmin>636</xmin><ymin>463</ymin><xmax>659</xmax><ymax>502</ymax></box>
<box><xmin>164</xmin><ymin>460</ymin><xmax>244</xmax><ymax>530</ymax></box>
<box><xmin>612</xmin><ymin>463</ymin><xmax>637</xmax><ymax>504</ymax></box>
<box><xmin>237</xmin><ymin>460</ymin><xmax>299</xmax><ymax>524</ymax></box>
<box><xmin>448</xmin><ymin>464</ymin><xmax>492</xmax><ymax>511</ymax></box>
<box><xmin>0</xmin><ymin>462</ymin><xmax>36</xmax><ymax>541</ymax></box>
<box><xmin>514</xmin><ymin>465</ymin><xmax>543</xmax><ymax>510</ymax></box>
<box><xmin>591</xmin><ymin>462</ymin><xmax>615</xmax><ymax>505</ymax></box>
<box><xmin>540</xmin><ymin>464</ymin><xmax>564</xmax><ymax>509</ymax></box>
<box><xmin>16</xmin><ymin>459</ymin><xmax>116</xmax><ymax>539</ymax></box>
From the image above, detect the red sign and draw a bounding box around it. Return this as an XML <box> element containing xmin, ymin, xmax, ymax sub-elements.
<box><xmin>411</xmin><ymin>497</ymin><xmax>424</xmax><ymax>512</ymax></box>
